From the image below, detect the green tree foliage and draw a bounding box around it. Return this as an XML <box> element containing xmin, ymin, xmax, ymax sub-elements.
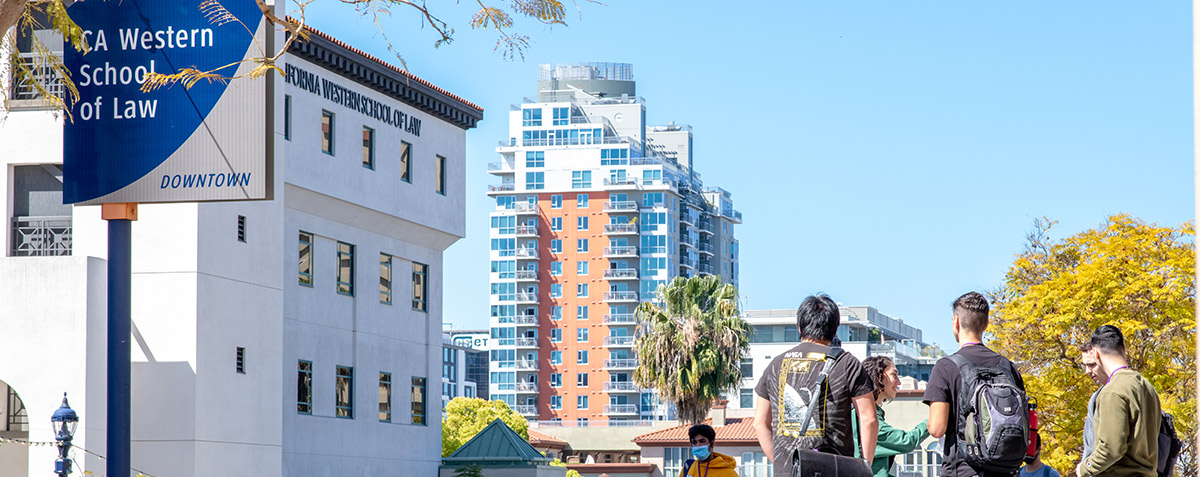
<box><xmin>441</xmin><ymin>397</ymin><xmax>529</xmax><ymax>458</ymax></box>
<box><xmin>634</xmin><ymin>275</ymin><xmax>750</xmax><ymax>424</ymax></box>
<box><xmin>452</xmin><ymin>464</ymin><xmax>484</xmax><ymax>477</ymax></box>
<box><xmin>988</xmin><ymin>215</ymin><xmax>1195</xmax><ymax>474</ymax></box>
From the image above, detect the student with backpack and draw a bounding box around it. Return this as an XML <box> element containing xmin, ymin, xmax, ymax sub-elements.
<box><xmin>1076</xmin><ymin>325</ymin><xmax>1163</xmax><ymax>477</ymax></box>
<box><xmin>752</xmin><ymin>294</ymin><xmax>878</xmax><ymax>477</ymax></box>
<box><xmin>923</xmin><ymin>292</ymin><xmax>1029</xmax><ymax>477</ymax></box>
<box><xmin>679</xmin><ymin>424</ymin><xmax>739</xmax><ymax>477</ymax></box>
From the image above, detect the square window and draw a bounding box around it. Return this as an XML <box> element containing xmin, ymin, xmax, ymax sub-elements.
<box><xmin>551</xmin><ymin>195</ymin><xmax>562</xmax><ymax>209</ymax></box>
<box><xmin>576</xmin><ymin>261</ymin><xmax>588</xmax><ymax>275</ymax></box>
<box><xmin>412</xmin><ymin>262</ymin><xmax>428</xmax><ymax>311</ymax></box>
<box><xmin>577</xmin><ymin>306</ymin><xmax>588</xmax><ymax>320</ymax></box>
<box><xmin>551</xmin><ymin>351</ymin><xmax>562</xmax><ymax>365</ymax></box>
<box><xmin>551</xmin><ymin>306</ymin><xmax>562</xmax><ymax>320</ymax></box>
<box><xmin>336</xmin><ymin>242</ymin><xmax>354</xmax><ymax>296</ymax></box>
<box><xmin>362</xmin><ymin>127</ymin><xmax>375</xmax><ymax>169</ymax></box>
<box><xmin>551</xmin><ymin>217</ymin><xmax>562</xmax><ymax>231</ymax></box>
<box><xmin>336</xmin><ymin>365</ymin><xmax>354</xmax><ymax>418</ymax></box>
<box><xmin>577</xmin><ymin>395</ymin><xmax>589</xmax><ymax>410</ymax></box>
<box><xmin>577</xmin><ymin>373</ymin><xmax>588</xmax><ymax>387</ymax></box>
<box><xmin>577</xmin><ymin>350</ymin><xmax>589</xmax><ymax>365</ymax></box>
<box><xmin>297</xmin><ymin>360</ymin><xmax>313</xmax><ymax>414</ymax></box>
<box><xmin>551</xmin><ymin>261</ymin><xmax>563</xmax><ymax>276</ymax></box>
<box><xmin>576</xmin><ymin>283</ymin><xmax>588</xmax><ymax>298</ymax></box>
<box><xmin>550</xmin><ymin>329</ymin><xmax>562</xmax><ymax>343</ymax></box>
<box><xmin>571</xmin><ymin>171</ymin><xmax>591</xmax><ymax>189</ymax></box>
<box><xmin>577</xmin><ymin>239</ymin><xmax>588</xmax><ymax>253</ymax></box>
<box><xmin>550</xmin><ymin>284</ymin><xmax>562</xmax><ymax>298</ymax></box>
<box><xmin>526</xmin><ymin>172</ymin><xmax>544</xmax><ymax>190</ymax></box>
<box><xmin>577</xmin><ymin>194</ymin><xmax>589</xmax><ymax>208</ymax></box>
<box><xmin>321</xmin><ymin>110</ymin><xmax>335</xmax><ymax>155</ymax></box>
<box><xmin>551</xmin><ymin>374</ymin><xmax>562</xmax><ymax>388</ymax></box>
<box><xmin>577</xmin><ymin>216</ymin><xmax>588</xmax><ymax>231</ymax></box>
<box><xmin>400</xmin><ymin>141</ymin><xmax>412</xmax><ymax>183</ymax></box>
<box><xmin>551</xmin><ymin>395</ymin><xmax>562</xmax><ymax>409</ymax></box>
<box><xmin>525</xmin><ymin>151</ymin><xmax>545</xmax><ymax>167</ymax></box>
<box><xmin>739</xmin><ymin>388</ymin><xmax>753</xmax><ymax>409</ymax></box>
<box><xmin>550</xmin><ymin>240</ymin><xmax>562</xmax><ymax>254</ymax></box>
<box><xmin>577</xmin><ymin>328</ymin><xmax>588</xmax><ymax>343</ymax></box>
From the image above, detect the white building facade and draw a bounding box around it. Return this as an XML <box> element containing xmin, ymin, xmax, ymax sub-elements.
<box><xmin>486</xmin><ymin>63</ymin><xmax>741</xmax><ymax>424</ymax></box>
<box><xmin>0</xmin><ymin>19</ymin><xmax>480</xmax><ymax>477</ymax></box>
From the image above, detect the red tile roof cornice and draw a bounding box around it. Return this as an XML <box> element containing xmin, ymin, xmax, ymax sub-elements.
<box><xmin>527</xmin><ymin>429</ymin><xmax>568</xmax><ymax>449</ymax></box>
<box><xmin>633</xmin><ymin>418</ymin><xmax>760</xmax><ymax>446</ymax></box>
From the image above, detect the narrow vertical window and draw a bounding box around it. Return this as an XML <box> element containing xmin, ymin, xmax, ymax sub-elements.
<box><xmin>336</xmin><ymin>365</ymin><xmax>354</xmax><ymax>418</ymax></box>
<box><xmin>298</xmin><ymin>232</ymin><xmax>313</xmax><ymax>286</ymax></box>
<box><xmin>379</xmin><ymin>372</ymin><xmax>392</xmax><ymax>422</ymax></box>
<box><xmin>435</xmin><ymin>155</ymin><xmax>446</xmax><ymax>195</ymax></box>
<box><xmin>283</xmin><ymin>94</ymin><xmax>292</xmax><ymax>141</ymax></box>
<box><xmin>321</xmin><ymin>110</ymin><xmax>335</xmax><ymax>155</ymax></box>
<box><xmin>379</xmin><ymin>253</ymin><xmax>393</xmax><ymax>304</ymax></box>
<box><xmin>400</xmin><ymin>141</ymin><xmax>412</xmax><ymax>183</ymax></box>
<box><xmin>297</xmin><ymin>360</ymin><xmax>313</xmax><ymax>414</ymax></box>
<box><xmin>236</xmin><ymin>347</ymin><xmax>246</xmax><ymax>374</ymax></box>
<box><xmin>337</xmin><ymin>242</ymin><xmax>355</xmax><ymax>296</ymax></box>
<box><xmin>237</xmin><ymin>215</ymin><xmax>247</xmax><ymax>243</ymax></box>
<box><xmin>411</xmin><ymin>377</ymin><xmax>427</xmax><ymax>425</ymax></box>
<box><xmin>412</xmin><ymin>262</ymin><xmax>428</xmax><ymax>311</ymax></box>
<box><xmin>362</xmin><ymin>126</ymin><xmax>375</xmax><ymax>169</ymax></box>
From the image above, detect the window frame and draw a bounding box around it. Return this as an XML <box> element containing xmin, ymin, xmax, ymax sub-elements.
<box><xmin>379</xmin><ymin>372</ymin><xmax>392</xmax><ymax>422</ymax></box>
<box><xmin>379</xmin><ymin>253</ymin><xmax>393</xmax><ymax>304</ymax></box>
<box><xmin>412</xmin><ymin>262</ymin><xmax>428</xmax><ymax>312</ymax></box>
<box><xmin>400</xmin><ymin>141</ymin><xmax>412</xmax><ymax>183</ymax></box>
<box><xmin>298</xmin><ymin>232</ymin><xmax>314</xmax><ymax>287</ymax></box>
<box><xmin>336</xmin><ymin>365</ymin><xmax>354</xmax><ymax>418</ymax></box>
<box><xmin>411</xmin><ymin>376</ymin><xmax>427</xmax><ymax>425</ymax></box>
<box><xmin>436</xmin><ymin>155</ymin><xmax>446</xmax><ymax>195</ymax></box>
<box><xmin>321</xmin><ymin>110</ymin><xmax>335</xmax><ymax>155</ymax></box>
<box><xmin>283</xmin><ymin>94</ymin><xmax>292</xmax><ymax>141</ymax></box>
<box><xmin>336</xmin><ymin>242</ymin><xmax>355</xmax><ymax>296</ymax></box>
<box><xmin>297</xmin><ymin>360</ymin><xmax>313</xmax><ymax>414</ymax></box>
<box><xmin>362</xmin><ymin>126</ymin><xmax>375</xmax><ymax>169</ymax></box>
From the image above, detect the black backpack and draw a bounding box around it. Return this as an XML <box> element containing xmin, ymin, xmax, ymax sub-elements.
<box><xmin>947</xmin><ymin>354</ymin><xmax>1029</xmax><ymax>473</ymax></box>
<box><xmin>1158</xmin><ymin>412</ymin><xmax>1182</xmax><ymax>477</ymax></box>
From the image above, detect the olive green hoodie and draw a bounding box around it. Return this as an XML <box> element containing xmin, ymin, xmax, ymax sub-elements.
<box><xmin>1079</xmin><ymin>368</ymin><xmax>1160</xmax><ymax>477</ymax></box>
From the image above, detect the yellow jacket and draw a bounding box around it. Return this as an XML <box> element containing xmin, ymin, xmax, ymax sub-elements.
<box><xmin>679</xmin><ymin>452</ymin><xmax>739</xmax><ymax>477</ymax></box>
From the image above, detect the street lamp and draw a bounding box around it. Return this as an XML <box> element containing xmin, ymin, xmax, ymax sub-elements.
<box><xmin>51</xmin><ymin>393</ymin><xmax>78</xmax><ymax>477</ymax></box>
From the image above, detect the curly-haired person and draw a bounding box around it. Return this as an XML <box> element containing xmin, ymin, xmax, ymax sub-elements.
<box><xmin>853</xmin><ymin>356</ymin><xmax>930</xmax><ymax>477</ymax></box>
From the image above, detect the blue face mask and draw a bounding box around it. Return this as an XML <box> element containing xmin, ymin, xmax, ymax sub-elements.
<box><xmin>691</xmin><ymin>445</ymin><xmax>711</xmax><ymax>461</ymax></box>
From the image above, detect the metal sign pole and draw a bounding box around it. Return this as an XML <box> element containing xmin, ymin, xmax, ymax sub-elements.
<box><xmin>102</xmin><ymin>203</ymin><xmax>136</xmax><ymax>477</ymax></box>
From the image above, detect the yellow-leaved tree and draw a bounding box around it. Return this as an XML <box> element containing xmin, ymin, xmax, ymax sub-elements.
<box><xmin>988</xmin><ymin>214</ymin><xmax>1195</xmax><ymax>474</ymax></box>
<box><xmin>441</xmin><ymin>397</ymin><xmax>529</xmax><ymax>458</ymax></box>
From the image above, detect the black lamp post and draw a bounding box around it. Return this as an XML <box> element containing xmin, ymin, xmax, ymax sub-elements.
<box><xmin>51</xmin><ymin>393</ymin><xmax>78</xmax><ymax>477</ymax></box>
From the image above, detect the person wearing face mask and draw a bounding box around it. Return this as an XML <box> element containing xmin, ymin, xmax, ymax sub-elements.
<box><xmin>852</xmin><ymin>356</ymin><xmax>930</xmax><ymax>477</ymax></box>
<box><xmin>680</xmin><ymin>424</ymin><xmax>738</xmax><ymax>477</ymax></box>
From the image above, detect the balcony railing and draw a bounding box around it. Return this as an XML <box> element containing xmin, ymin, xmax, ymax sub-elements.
<box><xmin>604</xmin><ymin>313</ymin><xmax>637</xmax><ymax>324</ymax></box>
<box><xmin>515</xmin><ymin>382</ymin><xmax>538</xmax><ymax>393</ymax></box>
<box><xmin>12</xmin><ymin>216</ymin><xmax>72</xmax><ymax>256</ymax></box>
<box><xmin>698</xmin><ymin>242</ymin><xmax>714</xmax><ymax>255</ymax></box>
<box><xmin>488</xmin><ymin>184</ymin><xmax>515</xmax><ymax>193</ymax></box>
<box><xmin>514</xmin><ymin>405</ymin><xmax>538</xmax><ymax>415</ymax></box>
<box><xmin>603</xmin><ymin>336</ymin><xmax>635</xmax><ymax>347</ymax></box>
<box><xmin>680</xmin><ymin>258</ymin><xmax>698</xmax><ymax>270</ymax></box>
<box><xmin>515</xmin><ymin>292</ymin><xmax>538</xmax><ymax>304</ymax></box>
<box><xmin>603</xmin><ymin>382</ymin><xmax>641</xmax><ymax>392</ymax></box>
<box><xmin>9</xmin><ymin>53</ymin><xmax>65</xmax><ymax>104</ymax></box>
<box><xmin>698</xmin><ymin>263</ymin><xmax>714</xmax><ymax>276</ymax></box>
<box><xmin>514</xmin><ymin>270</ymin><xmax>538</xmax><ymax>280</ymax></box>
<box><xmin>603</xmin><ymin>291</ymin><xmax>639</xmax><ymax>302</ymax></box>
<box><xmin>603</xmin><ymin>223</ymin><xmax>638</xmax><ymax>235</ymax></box>
<box><xmin>603</xmin><ymin>201</ymin><xmax>639</xmax><ymax>212</ymax></box>
<box><xmin>604</xmin><ymin>359</ymin><xmax>638</xmax><ymax>370</ymax></box>
<box><xmin>603</xmin><ymin>177</ymin><xmax>640</xmax><ymax>188</ymax></box>
<box><xmin>516</xmin><ymin>360</ymin><xmax>539</xmax><ymax>371</ymax></box>
<box><xmin>604</xmin><ymin>404</ymin><xmax>639</xmax><ymax>415</ymax></box>
<box><xmin>515</xmin><ymin>225</ymin><xmax>538</xmax><ymax>237</ymax></box>
<box><xmin>603</xmin><ymin>268</ymin><xmax>638</xmax><ymax>280</ymax></box>
<box><xmin>514</xmin><ymin>203</ymin><xmax>538</xmax><ymax>214</ymax></box>
<box><xmin>723</xmin><ymin>209</ymin><xmax>743</xmax><ymax>222</ymax></box>
<box><xmin>515</xmin><ymin>337</ymin><xmax>538</xmax><ymax>347</ymax></box>
<box><xmin>515</xmin><ymin>315</ymin><xmax>538</xmax><ymax>325</ymax></box>
<box><xmin>514</xmin><ymin>248</ymin><xmax>539</xmax><ymax>259</ymax></box>
<box><xmin>603</xmin><ymin>246</ymin><xmax>638</xmax><ymax>257</ymax></box>
<box><xmin>487</xmin><ymin>161</ymin><xmax>516</xmax><ymax>173</ymax></box>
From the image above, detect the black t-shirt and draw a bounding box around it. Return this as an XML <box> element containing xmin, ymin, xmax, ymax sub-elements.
<box><xmin>923</xmin><ymin>344</ymin><xmax>1025</xmax><ymax>477</ymax></box>
<box><xmin>754</xmin><ymin>342</ymin><xmax>874</xmax><ymax>476</ymax></box>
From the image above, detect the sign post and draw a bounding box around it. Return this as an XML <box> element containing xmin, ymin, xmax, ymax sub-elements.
<box><xmin>62</xmin><ymin>1</ymin><xmax>270</xmax><ymax>474</ymax></box>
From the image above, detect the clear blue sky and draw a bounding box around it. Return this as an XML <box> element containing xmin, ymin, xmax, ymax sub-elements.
<box><xmin>303</xmin><ymin>1</ymin><xmax>1194</xmax><ymax>350</ymax></box>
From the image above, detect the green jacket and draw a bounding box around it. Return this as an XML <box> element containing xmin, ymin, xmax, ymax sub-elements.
<box><xmin>1080</xmin><ymin>368</ymin><xmax>1160</xmax><ymax>477</ymax></box>
<box><xmin>853</xmin><ymin>405</ymin><xmax>929</xmax><ymax>477</ymax></box>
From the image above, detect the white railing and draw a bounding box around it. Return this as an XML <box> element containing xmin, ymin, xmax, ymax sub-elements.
<box><xmin>515</xmin><ymin>315</ymin><xmax>538</xmax><ymax>325</ymax></box>
<box><xmin>514</xmin><ymin>270</ymin><xmax>538</xmax><ymax>280</ymax></box>
<box><xmin>604</xmin><ymin>404</ymin><xmax>639</xmax><ymax>414</ymax></box>
<box><xmin>604</xmin><ymin>313</ymin><xmax>636</xmax><ymax>324</ymax></box>
<box><xmin>515</xmin><ymin>225</ymin><xmax>538</xmax><ymax>236</ymax></box>
<box><xmin>488</xmin><ymin>184</ymin><xmax>515</xmax><ymax>192</ymax></box>
<box><xmin>516</xmin><ymin>360</ymin><xmax>538</xmax><ymax>370</ymax></box>
<box><xmin>603</xmin><ymin>201</ymin><xmax>639</xmax><ymax>212</ymax></box>
<box><xmin>11</xmin><ymin>216</ymin><xmax>72</xmax><ymax>256</ymax></box>
<box><xmin>514</xmin><ymin>203</ymin><xmax>538</xmax><ymax>213</ymax></box>
<box><xmin>603</xmin><ymin>223</ymin><xmax>638</xmax><ymax>234</ymax></box>
<box><xmin>515</xmin><ymin>248</ymin><xmax>539</xmax><ymax>259</ymax></box>
<box><xmin>604</xmin><ymin>291</ymin><xmax>639</xmax><ymax>302</ymax></box>
<box><xmin>603</xmin><ymin>246</ymin><xmax>638</xmax><ymax>257</ymax></box>
<box><xmin>604</xmin><ymin>359</ymin><xmax>638</xmax><ymax>369</ymax></box>
<box><xmin>603</xmin><ymin>268</ymin><xmax>638</xmax><ymax>279</ymax></box>
<box><xmin>515</xmin><ymin>382</ymin><xmax>538</xmax><ymax>393</ymax></box>
<box><xmin>10</xmin><ymin>53</ymin><xmax>64</xmax><ymax>103</ymax></box>
<box><xmin>515</xmin><ymin>292</ymin><xmax>538</xmax><ymax>303</ymax></box>
<box><xmin>514</xmin><ymin>405</ymin><xmax>538</xmax><ymax>415</ymax></box>
<box><xmin>604</xmin><ymin>336</ymin><xmax>635</xmax><ymax>347</ymax></box>
<box><xmin>603</xmin><ymin>177</ymin><xmax>640</xmax><ymax>187</ymax></box>
<box><xmin>603</xmin><ymin>382</ymin><xmax>641</xmax><ymax>392</ymax></box>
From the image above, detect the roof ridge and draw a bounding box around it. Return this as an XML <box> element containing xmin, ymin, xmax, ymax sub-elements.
<box><xmin>285</xmin><ymin>16</ymin><xmax>482</xmax><ymax>112</ymax></box>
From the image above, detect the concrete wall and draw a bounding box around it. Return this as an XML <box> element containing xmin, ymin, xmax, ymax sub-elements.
<box><xmin>439</xmin><ymin>465</ymin><xmax>568</xmax><ymax>477</ymax></box>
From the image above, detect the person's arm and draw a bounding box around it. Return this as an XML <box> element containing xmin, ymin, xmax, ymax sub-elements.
<box><xmin>753</xmin><ymin>395</ymin><xmax>774</xmax><ymax>463</ymax></box>
<box><xmin>927</xmin><ymin>401</ymin><xmax>950</xmax><ymax>438</ymax></box>
<box><xmin>1079</xmin><ymin>392</ymin><xmax>1132</xmax><ymax>476</ymax></box>
<box><xmin>874</xmin><ymin>419</ymin><xmax>929</xmax><ymax>458</ymax></box>
<box><xmin>852</xmin><ymin>392</ymin><xmax>877</xmax><ymax>464</ymax></box>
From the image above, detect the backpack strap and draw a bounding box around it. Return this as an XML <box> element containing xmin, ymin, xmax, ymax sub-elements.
<box><xmin>795</xmin><ymin>347</ymin><xmax>843</xmax><ymax>435</ymax></box>
<box><xmin>682</xmin><ymin>458</ymin><xmax>694</xmax><ymax>477</ymax></box>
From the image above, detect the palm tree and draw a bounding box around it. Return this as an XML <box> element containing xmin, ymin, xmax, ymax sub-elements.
<box><xmin>633</xmin><ymin>275</ymin><xmax>750</xmax><ymax>425</ymax></box>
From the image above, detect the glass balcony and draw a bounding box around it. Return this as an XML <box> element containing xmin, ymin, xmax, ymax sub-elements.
<box><xmin>515</xmin><ymin>382</ymin><xmax>538</xmax><ymax>393</ymax></box>
<box><xmin>516</xmin><ymin>360</ymin><xmax>539</xmax><ymax>371</ymax></box>
<box><xmin>604</xmin><ymin>313</ymin><xmax>637</xmax><ymax>324</ymax></box>
<box><xmin>603</xmin><ymin>177</ymin><xmax>640</xmax><ymax>189</ymax></box>
<box><xmin>515</xmin><ymin>225</ymin><xmax>539</xmax><ymax>237</ymax></box>
<box><xmin>515</xmin><ymin>292</ymin><xmax>538</xmax><ymax>304</ymax></box>
<box><xmin>488</xmin><ymin>161</ymin><xmax>516</xmax><ymax>174</ymax></box>
<box><xmin>603</xmin><ymin>404</ymin><xmax>639</xmax><ymax>415</ymax></box>
<box><xmin>603</xmin><ymin>382</ymin><xmax>641</xmax><ymax>392</ymax></box>
<box><xmin>515</xmin><ymin>270</ymin><xmax>538</xmax><ymax>281</ymax></box>
<box><xmin>514</xmin><ymin>203</ymin><xmax>539</xmax><ymax>214</ymax></box>
<box><xmin>603</xmin><ymin>336</ymin><xmax>635</xmax><ymax>348</ymax></box>
<box><xmin>487</xmin><ymin>184</ymin><xmax>515</xmax><ymax>194</ymax></box>
<box><xmin>603</xmin><ymin>246</ymin><xmax>638</xmax><ymax>258</ymax></box>
<box><xmin>603</xmin><ymin>291</ymin><xmax>639</xmax><ymax>303</ymax></box>
<box><xmin>514</xmin><ymin>315</ymin><xmax>538</xmax><ymax>325</ymax></box>
<box><xmin>515</xmin><ymin>337</ymin><xmax>538</xmax><ymax>347</ymax></box>
<box><xmin>514</xmin><ymin>248</ymin><xmax>539</xmax><ymax>259</ymax></box>
<box><xmin>603</xmin><ymin>268</ymin><xmax>638</xmax><ymax>280</ymax></box>
<box><xmin>604</xmin><ymin>359</ymin><xmax>638</xmax><ymax>370</ymax></box>
<box><xmin>514</xmin><ymin>405</ymin><xmax>538</xmax><ymax>416</ymax></box>
<box><xmin>11</xmin><ymin>216</ymin><xmax>72</xmax><ymax>256</ymax></box>
<box><xmin>603</xmin><ymin>201</ymin><xmax>639</xmax><ymax>212</ymax></box>
<box><xmin>603</xmin><ymin>223</ymin><xmax>639</xmax><ymax>235</ymax></box>
<box><xmin>698</xmin><ymin>242</ymin><xmax>714</xmax><ymax>256</ymax></box>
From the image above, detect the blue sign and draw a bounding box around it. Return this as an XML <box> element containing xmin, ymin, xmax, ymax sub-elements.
<box><xmin>63</xmin><ymin>0</ymin><xmax>268</xmax><ymax>204</ymax></box>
